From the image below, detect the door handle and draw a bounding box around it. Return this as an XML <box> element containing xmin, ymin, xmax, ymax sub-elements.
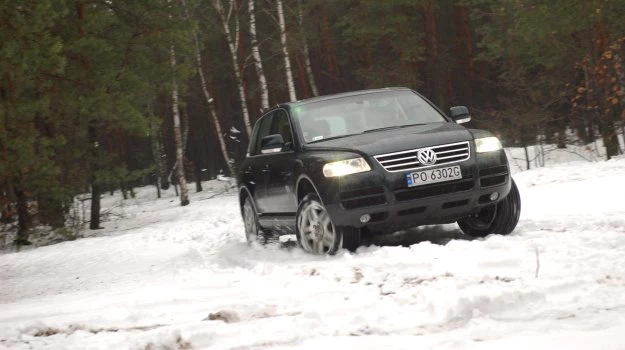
<box><xmin>262</xmin><ymin>169</ymin><xmax>271</xmax><ymax>174</ymax></box>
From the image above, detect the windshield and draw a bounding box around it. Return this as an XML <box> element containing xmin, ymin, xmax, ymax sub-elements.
<box><xmin>291</xmin><ymin>90</ymin><xmax>447</xmax><ymax>143</ymax></box>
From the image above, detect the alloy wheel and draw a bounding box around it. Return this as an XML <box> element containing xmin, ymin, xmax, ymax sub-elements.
<box><xmin>297</xmin><ymin>201</ymin><xmax>337</xmax><ymax>255</ymax></box>
<box><xmin>243</xmin><ymin>198</ymin><xmax>259</xmax><ymax>243</ymax></box>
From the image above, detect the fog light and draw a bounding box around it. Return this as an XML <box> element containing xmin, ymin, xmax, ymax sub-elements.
<box><xmin>360</xmin><ymin>214</ymin><xmax>371</xmax><ymax>223</ymax></box>
<box><xmin>489</xmin><ymin>192</ymin><xmax>499</xmax><ymax>201</ymax></box>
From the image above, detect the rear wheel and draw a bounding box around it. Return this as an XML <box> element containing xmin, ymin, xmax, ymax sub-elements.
<box><xmin>296</xmin><ymin>193</ymin><xmax>360</xmax><ymax>255</ymax></box>
<box><xmin>242</xmin><ymin>196</ymin><xmax>273</xmax><ymax>245</ymax></box>
<box><xmin>457</xmin><ymin>179</ymin><xmax>521</xmax><ymax>238</ymax></box>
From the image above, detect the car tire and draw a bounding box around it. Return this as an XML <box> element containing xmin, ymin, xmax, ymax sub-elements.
<box><xmin>296</xmin><ymin>193</ymin><xmax>361</xmax><ymax>255</ymax></box>
<box><xmin>242</xmin><ymin>196</ymin><xmax>273</xmax><ymax>245</ymax></box>
<box><xmin>457</xmin><ymin>178</ymin><xmax>521</xmax><ymax>238</ymax></box>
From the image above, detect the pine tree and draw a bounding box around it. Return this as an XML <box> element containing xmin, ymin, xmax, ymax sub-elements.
<box><xmin>0</xmin><ymin>0</ymin><xmax>67</xmax><ymax>244</ymax></box>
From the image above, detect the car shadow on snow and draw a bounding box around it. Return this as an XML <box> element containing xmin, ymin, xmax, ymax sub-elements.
<box><xmin>360</xmin><ymin>224</ymin><xmax>473</xmax><ymax>247</ymax></box>
<box><xmin>277</xmin><ymin>224</ymin><xmax>472</xmax><ymax>252</ymax></box>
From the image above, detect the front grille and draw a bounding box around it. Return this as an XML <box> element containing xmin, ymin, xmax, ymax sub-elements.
<box><xmin>374</xmin><ymin>141</ymin><xmax>471</xmax><ymax>172</ymax></box>
<box><xmin>339</xmin><ymin>186</ymin><xmax>387</xmax><ymax>210</ymax></box>
<box><xmin>394</xmin><ymin>178</ymin><xmax>474</xmax><ymax>202</ymax></box>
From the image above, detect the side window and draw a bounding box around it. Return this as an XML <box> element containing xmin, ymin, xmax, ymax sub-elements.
<box><xmin>251</xmin><ymin>114</ymin><xmax>274</xmax><ymax>155</ymax></box>
<box><xmin>247</xmin><ymin>121</ymin><xmax>261</xmax><ymax>155</ymax></box>
<box><xmin>270</xmin><ymin>110</ymin><xmax>293</xmax><ymax>146</ymax></box>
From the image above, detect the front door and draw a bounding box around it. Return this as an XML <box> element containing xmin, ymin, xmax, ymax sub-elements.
<box><xmin>263</xmin><ymin>109</ymin><xmax>297</xmax><ymax>214</ymax></box>
<box><xmin>246</xmin><ymin>113</ymin><xmax>274</xmax><ymax>213</ymax></box>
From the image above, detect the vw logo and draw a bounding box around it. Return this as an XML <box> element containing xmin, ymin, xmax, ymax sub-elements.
<box><xmin>417</xmin><ymin>148</ymin><xmax>437</xmax><ymax>165</ymax></box>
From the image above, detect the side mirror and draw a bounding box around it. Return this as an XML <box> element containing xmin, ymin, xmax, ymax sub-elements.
<box><xmin>260</xmin><ymin>134</ymin><xmax>285</xmax><ymax>154</ymax></box>
<box><xmin>450</xmin><ymin>106</ymin><xmax>471</xmax><ymax>124</ymax></box>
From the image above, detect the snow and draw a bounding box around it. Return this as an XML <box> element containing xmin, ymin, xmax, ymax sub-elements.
<box><xmin>1</xmin><ymin>158</ymin><xmax>625</xmax><ymax>349</ymax></box>
<box><xmin>503</xmin><ymin>132</ymin><xmax>625</xmax><ymax>174</ymax></box>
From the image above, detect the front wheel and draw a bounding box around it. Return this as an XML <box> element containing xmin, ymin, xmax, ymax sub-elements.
<box><xmin>457</xmin><ymin>179</ymin><xmax>521</xmax><ymax>238</ymax></box>
<box><xmin>296</xmin><ymin>193</ymin><xmax>361</xmax><ymax>255</ymax></box>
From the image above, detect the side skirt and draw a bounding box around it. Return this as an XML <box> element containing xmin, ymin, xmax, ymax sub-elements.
<box><xmin>258</xmin><ymin>213</ymin><xmax>296</xmax><ymax>235</ymax></box>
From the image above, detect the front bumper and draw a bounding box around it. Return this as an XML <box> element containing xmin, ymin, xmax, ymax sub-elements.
<box><xmin>317</xmin><ymin>150</ymin><xmax>511</xmax><ymax>232</ymax></box>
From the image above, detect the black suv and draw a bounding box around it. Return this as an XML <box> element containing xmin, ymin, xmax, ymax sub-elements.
<box><xmin>237</xmin><ymin>88</ymin><xmax>521</xmax><ymax>255</ymax></box>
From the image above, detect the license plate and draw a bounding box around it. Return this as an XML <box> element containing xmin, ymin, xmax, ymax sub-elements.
<box><xmin>406</xmin><ymin>165</ymin><xmax>462</xmax><ymax>187</ymax></box>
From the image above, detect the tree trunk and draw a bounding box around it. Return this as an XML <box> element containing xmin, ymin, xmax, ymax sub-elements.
<box><xmin>195</xmin><ymin>164</ymin><xmax>203</xmax><ymax>192</ymax></box>
<box><xmin>170</xmin><ymin>46</ymin><xmax>190</xmax><ymax>206</ymax></box>
<box><xmin>557</xmin><ymin>126</ymin><xmax>567</xmax><ymax>149</ymax></box>
<box><xmin>277</xmin><ymin>0</ymin><xmax>297</xmax><ymax>102</ymax></box>
<box><xmin>183</xmin><ymin>0</ymin><xmax>235</xmax><ymax>176</ymax></box>
<box><xmin>453</xmin><ymin>5</ymin><xmax>473</xmax><ymax>105</ymax></box>
<box><xmin>248</xmin><ymin>0</ymin><xmax>269</xmax><ymax>109</ymax></box>
<box><xmin>319</xmin><ymin>5</ymin><xmax>342</xmax><ymax>91</ymax></box>
<box><xmin>601</xmin><ymin>121</ymin><xmax>619</xmax><ymax>160</ymax></box>
<box><xmin>213</xmin><ymin>0</ymin><xmax>253</xmax><ymax>137</ymax></box>
<box><xmin>155</xmin><ymin>180</ymin><xmax>161</xmax><ymax>199</ymax></box>
<box><xmin>14</xmin><ymin>180</ymin><xmax>32</xmax><ymax>244</ymax></box>
<box><xmin>523</xmin><ymin>145</ymin><xmax>530</xmax><ymax>170</ymax></box>
<box><xmin>90</xmin><ymin>183</ymin><xmax>101</xmax><ymax>230</ymax></box>
<box><xmin>295</xmin><ymin>52</ymin><xmax>311</xmax><ymax>98</ymax></box>
<box><xmin>297</xmin><ymin>0</ymin><xmax>318</xmax><ymax>96</ymax></box>
<box><xmin>621</xmin><ymin>122</ymin><xmax>625</xmax><ymax>152</ymax></box>
<box><xmin>120</xmin><ymin>181</ymin><xmax>128</xmax><ymax>200</ymax></box>
<box><xmin>88</xmin><ymin>124</ymin><xmax>102</xmax><ymax>230</ymax></box>
<box><xmin>302</xmin><ymin>44</ymin><xmax>318</xmax><ymax>97</ymax></box>
<box><xmin>149</xmin><ymin>116</ymin><xmax>166</xmax><ymax>197</ymax></box>
<box><xmin>422</xmin><ymin>3</ymin><xmax>446</xmax><ymax>109</ymax></box>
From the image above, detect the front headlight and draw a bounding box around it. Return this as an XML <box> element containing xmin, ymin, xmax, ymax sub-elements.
<box><xmin>475</xmin><ymin>137</ymin><xmax>503</xmax><ymax>153</ymax></box>
<box><xmin>323</xmin><ymin>158</ymin><xmax>371</xmax><ymax>177</ymax></box>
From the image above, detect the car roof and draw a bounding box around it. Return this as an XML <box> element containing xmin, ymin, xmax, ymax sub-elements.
<box><xmin>266</xmin><ymin>87</ymin><xmax>414</xmax><ymax>113</ymax></box>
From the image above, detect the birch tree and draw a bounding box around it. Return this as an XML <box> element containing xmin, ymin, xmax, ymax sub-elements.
<box><xmin>297</xmin><ymin>0</ymin><xmax>318</xmax><ymax>96</ymax></box>
<box><xmin>213</xmin><ymin>0</ymin><xmax>253</xmax><ymax>137</ymax></box>
<box><xmin>277</xmin><ymin>0</ymin><xmax>297</xmax><ymax>101</ymax></box>
<box><xmin>181</xmin><ymin>0</ymin><xmax>235</xmax><ymax>175</ymax></box>
<box><xmin>149</xmin><ymin>116</ymin><xmax>168</xmax><ymax>198</ymax></box>
<box><xmin>170</xmin><ymin>46</ymin><xmax>190</xmax><ymax>206</ymax></box>
<box><xmin>249</xmin><ymin>0</ymin><xmax>270</xmax><ymax>110</ymax></box>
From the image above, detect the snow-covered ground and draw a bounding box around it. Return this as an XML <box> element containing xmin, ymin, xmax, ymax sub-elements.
<box><xmin>1</xmin><ymin>156</ymin><xmax>625</xmax><ymax>349</ymax></box>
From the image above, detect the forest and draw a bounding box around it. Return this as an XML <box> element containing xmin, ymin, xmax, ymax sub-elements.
<box><xmin>1</xmin><ymin>0</ymin><xmax>625</xmax><ymax>245</ymax></box>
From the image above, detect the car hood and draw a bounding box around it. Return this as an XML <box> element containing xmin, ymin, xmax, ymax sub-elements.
<box><xmin>304</xmin><ymin>122</ymin><xmax>473</xmax><ymax>156</ymax></box>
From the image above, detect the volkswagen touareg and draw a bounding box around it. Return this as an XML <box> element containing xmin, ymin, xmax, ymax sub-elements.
<box><xmin>237</xmin><ymin>88</ymin><xmax>521</xmax><ymax>255</ymax></box>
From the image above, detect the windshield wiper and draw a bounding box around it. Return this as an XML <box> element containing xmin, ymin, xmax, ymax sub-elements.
<box><xmin>364</xmin><ymin>126</ymin><xmax>402</xmax><ymax>133</ymax></box>
<box><xmin>363</xmin><ymin>123</ymin><xmax>426</xmax><ymax>133</ymax></box>
<box><xmin>308</xmin><ymin>134</ymin><xmax>353</xmax><ymax>143</ymax></box>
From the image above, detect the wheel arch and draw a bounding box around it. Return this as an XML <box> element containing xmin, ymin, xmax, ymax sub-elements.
<box><xmin>238</xmin><ymin>186</ymin><xmax>258</xmax><ymax>216</ymax></box>
<box><xmin>295</xmin><ymin>175</ymin><xmax>324</xmax><ymax>205</ymax></box>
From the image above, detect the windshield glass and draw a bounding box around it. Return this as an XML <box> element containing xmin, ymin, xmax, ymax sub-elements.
<box><xmin>291</xmin><ymin>90</ymin><xmax>447</xmax><ymax>143</ymax></box>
